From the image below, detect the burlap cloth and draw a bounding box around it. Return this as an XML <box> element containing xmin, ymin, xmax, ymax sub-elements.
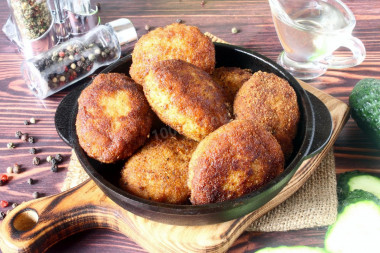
<box><xmin>61</xmin><ymin>33</ymin><xmax>338</xmax><ymax>232</ymax></box>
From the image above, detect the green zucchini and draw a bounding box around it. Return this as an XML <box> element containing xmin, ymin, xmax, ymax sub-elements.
<box><xmin>337</xmin><ymin>171</ymin><xmax>380</xmax><ymax>208</ymax></box>
<box><xmin>255</xmin><ymin>246</ymin><xmax>326</xmax><ymax>253</ymax></box>
<box><xmin>325</xmin><ymin>190</ymin><xmax>380</xmax><ymax>253</ymax></box>
<box><xmin>349</xmin><ymin>78</ymin><xmax>380</xmax><ymax>148</ymax></box>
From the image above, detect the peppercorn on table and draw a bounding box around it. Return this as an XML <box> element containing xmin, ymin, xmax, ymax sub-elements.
<box><xmin>0</xmin><ymin>0</ymin><xmax>379</xmax><ymax>252</ymax></box>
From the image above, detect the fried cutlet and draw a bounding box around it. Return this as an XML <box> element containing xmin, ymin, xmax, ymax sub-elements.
<box><xmin>188</xmin><ymin>119</ymin><xmax>284</xmax><ymax>205</ymax></box>
<box><xmin>143</xmin><ymin>59</ymin><xmax>232</xmax><ymax>141</ymax></box>
<box><xmin>130</xmin><ymin>23</ymin><xmax>215</xmax><ymax>85</ymax></box>
<box><xmin>76</xmin><ymin>73</ymin><xmax>153</xmax><ymax>163</ymax></box>
<box><xmin>120</xmin><ymin>133</ymin><xmax>198</xmax><ymax>204</ymax></box>
<box><xmin>233</xmin><ymin>71</ymin><xmax>300</xmax><ymax>159</ymax></box>
<box><xmin>211</xmin><ymin>67</ymin><xmax>252</xmax><ymax>103</ymax></box>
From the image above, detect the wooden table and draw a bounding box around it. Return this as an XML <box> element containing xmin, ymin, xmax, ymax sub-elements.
<box><xmin>0</xmin><ymin>0</ymin><xmax>379</xmax><ymax>252</ymax></box>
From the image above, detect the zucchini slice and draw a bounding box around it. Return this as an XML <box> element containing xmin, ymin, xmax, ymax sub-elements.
<box><xmin>325</xmin><ymin>190</ymin><xmax>380</xmax><ymax>253</ymax></box>
<box><xmin>337</xmin><ymin>171</ymin><xmax>380</xmax><ymax>203</ymax></box>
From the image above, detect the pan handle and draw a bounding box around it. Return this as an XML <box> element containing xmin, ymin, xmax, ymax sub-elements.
<box><xmin>304</xmin><ymin>91</ymin><xmax>333</xmax><ymax>159</ymax></box>
<box><xmin>0</xmin><ymin>180</ymin><xmax>126</xmax><ymax>253</ymax></box>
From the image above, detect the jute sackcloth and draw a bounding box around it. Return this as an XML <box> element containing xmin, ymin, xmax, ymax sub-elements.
<box><xmin>62</xmin><ymin>33</ymin><xmax>338</xmax><ymax>232</ymax></box>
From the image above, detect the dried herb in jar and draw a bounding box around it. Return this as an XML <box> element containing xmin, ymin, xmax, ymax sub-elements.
<box><xmin>9</xmin><ymin>0</ymin><xmax>52</xmax><ymax>40</ymax></box>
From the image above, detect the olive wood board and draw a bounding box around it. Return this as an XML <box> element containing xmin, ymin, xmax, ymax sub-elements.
<box><xmin>0</xmin><ymin>80</ymin><xmax>349</xmax><ymax>253</ymax></box>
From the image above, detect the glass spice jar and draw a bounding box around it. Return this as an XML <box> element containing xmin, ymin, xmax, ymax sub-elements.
<box><xmin>22</xmin><ymin>18</ymin><xmax>138</xmax><ymax>99</ymax></box>
<box><xmin>7</xmin><ymin>0</ymin><xmax>57</xmax><ymax>58</ymax></box>
<box><xmin>8</xmin><ymin>0</ymin><xmax>52</xmax><ymax>40</ymax></box>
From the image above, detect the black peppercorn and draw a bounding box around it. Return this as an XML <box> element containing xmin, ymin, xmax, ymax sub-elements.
<box><xmin>51</xmin><ymin>164</ymin><xmax>58</xmax><ymax>173</ymax></box>
<box><xmin>28</xmin><ymin>136</ymin><xmax>34</xmax><ymax>143</ymax></box>
<box><xmin>55</xmin><ymin>154</ymin><xmax>63</xmax><ymax>162</ymax></box>
<box><xmin>21</xmin><ymin>133</ymin><xmax>29</xmax><ymax>142</ymax></box>
<box><xmin>24</xmin><ymin>120</ymin><xmax>29</xmax><ymax>125</ymax></box>
<box><xmin>44</xmin><ymin>58</ymin><xmax>52</xmax><ymax>67</ymax></box>
<box><xmin>74</xmin><ymin>67</ymin><xmax>82</xmax><ymax>74</ymax></box>
<box><xmin>50</xmin><ymin>158</ymin><xmax>57</xmax><ymax>166</ymax></box>
<box><xmin>15</xmin><ymin>131</ymin><xmax>22</xmax><ymax>138</ymax></box>
<box><xmin>29</xmin><ymin>148</ymin><xmax>36</xmax><ymax>154</ymax></box>
<box><xmin>32</xmin><ymin>157</ymin><xmax>40</xmax><ymax>165</ymax></box>
<box><xmin>27</xmin><ymin>178</ymin><xmax>34</xmax><ymax>185</ymax></box>
<box><xmin>176</xmin><ymin>18</ymin><xmax>182</xmax><ymax>24</ymax></box>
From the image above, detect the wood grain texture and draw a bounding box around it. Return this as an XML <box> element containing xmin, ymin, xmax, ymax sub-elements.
<box><xmin>0</xmin><ymin>81</ymin><xmax>348</xmax><ymax>253</ymax></box>
<box><xmin>0</xmin><ymin>0</ymin><xmax>379</xmax><ymax>252</ymax></box>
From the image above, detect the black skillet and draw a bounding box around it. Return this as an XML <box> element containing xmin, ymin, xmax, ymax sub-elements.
<box><xmin>55</xmin><ymin>43</ymin><xmax>332</xmax><ymax>226</ymax></box>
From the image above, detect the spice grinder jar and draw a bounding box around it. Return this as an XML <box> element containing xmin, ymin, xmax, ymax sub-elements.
<box><xmin>7</xmin><ymin>0</ymin><xmax>57</xmax><ymax>59</ymax></box>
<box><xmin>21</xmin><ymin>18</ymin><xmax>138</xmax><ymax>99</ymax></box>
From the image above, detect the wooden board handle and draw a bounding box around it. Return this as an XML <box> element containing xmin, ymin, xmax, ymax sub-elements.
<box><xmin>0</xmin><ymin>179</ymin><xmax>240</xmax><ymax>253</ymax></box>
<box><xmin>0</xmin><ymin>180</ymin><xmax>121</xmax><ymax>253</ymax></box>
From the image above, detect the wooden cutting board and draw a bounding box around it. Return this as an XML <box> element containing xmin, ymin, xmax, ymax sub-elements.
<box><xmin>0</xmin><ymin>81</ymin><xmax>349</xmax><ymax>253</ymax></box>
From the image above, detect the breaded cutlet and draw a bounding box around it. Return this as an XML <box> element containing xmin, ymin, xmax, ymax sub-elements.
<box><xmin>120</xmin><ymin>133</ymin><xmax>198</xmax><ymax>204</ymax></box>
<box><xmin>234</xmin><ymin>71</ymin><xmax>300</xmax><ymax>159</ymax></box>
<box><xmin>143</xmin><ymin>59</ymin><xmax>232</xmax><ymax>141</ymax></box>
<box><xmin>130</xmin><ymin>23</ymin><xmax>215</xmax><ymax>85</ymax></box>
<box><xmin>188</xmin><ymin>119</ymin><xmax>284</xmax><ymax>205</ymax></box>
<box><xmin>76</xmin><ymin>73</ymin><xmax>153</xmax><ymax>163</ymax></box>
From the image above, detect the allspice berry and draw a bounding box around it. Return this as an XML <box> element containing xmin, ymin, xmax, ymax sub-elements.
<box><xmin>6</xmin><ymin>166</ymin><xmax>13</xmax><ymax>174</ymax></box>
<box><xmin>32</xmin><ymin>157</ymin><xmax>40</xmax><ymax>166</ymax></box>
<box><xmin>32</xmin><ymin>192</ymin><xmax>40</xmax><ymax>199</ymax></box>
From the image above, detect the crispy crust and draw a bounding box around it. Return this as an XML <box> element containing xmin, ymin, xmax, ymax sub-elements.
<box><xmin>211</xmin><ymin>67</ymin><xmax>252</xmax><ymax>103</ymax></box>
<box><xmin>76</xmin><ymin>73</ymin><xmax>153</xmax><ymax>163</ymax></box>
<box><xmin>143</xmin><ymin>59</ymin><xmax>232</xmax><ymax>141</ymax></box>
<box><xmin>233</xmin><ymin>71</ymin><xmax>300</xmax><ymax>159</ymax></box>
<box><xmin>120</xmin><ymin>134</ymin><xmax>198</xmax><ymax>204</ymax></box>
<box><xmin>188</xmin><ymin>120</ymin><xmax>284</xmax><ymax>205</ymax></box>
<box><xmin>130</xmin><ymin>23</ymin><xmax>215</xmax><ymax>85</ymax></box>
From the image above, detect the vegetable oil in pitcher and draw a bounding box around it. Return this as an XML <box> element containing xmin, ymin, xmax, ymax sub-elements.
<box><xmin>271</xmin><ymin>1</ymin><xmax>350</xmax><ymax>62</ymax></box>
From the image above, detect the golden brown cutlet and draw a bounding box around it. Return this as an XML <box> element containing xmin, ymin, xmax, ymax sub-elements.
<box><xmin>76</xmin><ymin>73</ymin><xmax>153</xmax><ymax>163</ymax></box>
<box><xmin>233</xmin><ymin>71</ymin><xmax>300</xmax><ymax>159</ymax></box>
<box><xmin>211</xmin><ymin>67</ymin><xmax>252</xmax><ymax>103</ymax></box>
<box><xmin>188</xmin><ymin>119</ymin><xmax>285</xmax><ymax>205</ymax></box>
<box><xmin>130</xmin><ymin>23</ymin><xmax>215</xmax><ymax>85</ymax></box>
<box><xmin>120</xmin><ymin>133</ymin><xmax>198</xmax><ymax>204</ymax></box>
<box><xmin>143</xmin><ymin>59</ymin><xmax>232</xmax><ymax>141</ymax></box>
